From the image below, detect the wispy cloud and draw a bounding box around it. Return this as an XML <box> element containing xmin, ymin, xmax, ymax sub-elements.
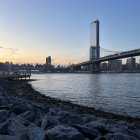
<box><xmin>0</xmin><ymin>45</ymin><xmax>19</xmax><ymax>54</ymax></box>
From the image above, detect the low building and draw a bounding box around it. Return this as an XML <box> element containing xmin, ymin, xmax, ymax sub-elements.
<box><xmin>108</xmin><ymin>60</ymin><xmax>122</xmax><ymax>72</ymax></box>
<box><xmin>100</xmin><ymin>62</ymin><xmax>108</xmax><ymax>71</ymax></box>
<box><xmin>126</xmin><ymin>57</ymin><xmax>136</xmax><ymax>70</ymax></box>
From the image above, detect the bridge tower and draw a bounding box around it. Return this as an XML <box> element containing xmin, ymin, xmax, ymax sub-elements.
<box><xmin>90</xmin><ymin>19</ymin><xmax>100</xmax><ymax>73</ymax></box>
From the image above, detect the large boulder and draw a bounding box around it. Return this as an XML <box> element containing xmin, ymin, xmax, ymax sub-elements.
<box><xmin>8</xmin><ymin>117</ymin><xmax>27</xmax><ymax>139</ymax></box>
<box><xmin>105</xmin><ymin>133</ymin><xmax>138</xmax><ymax>140</ymax></box>
<box><xmin>46</xmin><ymin>125</ymin><xmax>84</xmax><ymax>140</ymax></box>
<box><xmin>34</xmin><ymin>112</ymin><xmax>44</xmax><ymax>126</ymax></box>
<box><xmin>0</xmin><ymin>96</ymin><xmax>9</xmax><ymax>106</ymax></box>
<box><xmin>41</xmin><ymin>115</ymin><xmax>59</xmax><ymax>129</ymax></box>
<box><xmin>0</xmin><ymin>109</ymin><xmax>10</xmax><ymax>123</ymax></box>
<box><xmin>133</xmin><ymin>129</ymin><xmax>140</xmax><ymax>139</ymax></box>
<box><xmin>85</xmin><ymin>121</ymin><xmax>107</xmax><ymax>135</ymax></box>
<box><xmin>18</xmin><ymin>110</ymin><xmax>35</xmax><ymax>122</ymax></box>
<box><xmin>0</xmin><ymin>118</ymin><xmax>11</xmax><ymax>135</ymax></box>
<box><xmin>59</xmin><ymin>113</ymin><xmax>84</xmax><ymax>125</ymax></box>
<box><xmin>27</xmin><ymin>123</ymin><xmax>46</xmax><ymax>140</ymax></box>
<box><xmin>9</xmin><ymin>101</ymin><xmax>33</xmax><ymax>114</ymax></box>
<box><xmin>73</xmin><ymin>124</ymin><xmax>99</xmax><ymax>139</ymax></box>
<box><xmin>0</xmin><ymin>135</ymin><xmax>20</xmax><ymax>140</ymax></box>
<box><xmin>82</xmin><ymin>115</ymin><xmax>97</xmax><ymax>124</ymax></box>
<box><xmin>105</xmin><ymin>123</ymin><xmax>129</xmax><ymax>134</ymax></box>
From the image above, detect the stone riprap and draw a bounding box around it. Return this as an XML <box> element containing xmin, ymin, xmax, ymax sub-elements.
<box><xmin>0</xmin><ymin>79</ymin><xmax>139</xmax><ymax>140</ymax></box>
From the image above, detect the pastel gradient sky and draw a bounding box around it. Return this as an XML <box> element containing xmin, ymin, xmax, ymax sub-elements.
<box><xmin>0</xmin><ymin>0</ymin><xmax>140</xmax><ymax>65</ymax></box>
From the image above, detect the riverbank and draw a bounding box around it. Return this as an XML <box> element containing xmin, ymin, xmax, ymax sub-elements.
<box><xmin>0</xmin><ymin>79</ymin><xmax>140</xmax><ymax>140</ymax></box>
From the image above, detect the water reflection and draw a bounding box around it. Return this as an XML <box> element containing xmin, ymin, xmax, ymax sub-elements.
<box><xmin>29</xmin><ymin>73</ymin><xmax>140</xmax><ymax>117</ymax></box>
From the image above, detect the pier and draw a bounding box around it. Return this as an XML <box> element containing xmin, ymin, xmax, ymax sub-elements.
<box><xmin>0</xmin><ymin>72</ymin><xmax>31</xmax><ymax>80</ymax></box>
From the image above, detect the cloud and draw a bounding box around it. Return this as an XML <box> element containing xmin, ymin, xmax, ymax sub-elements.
<box><xmin>0</xmin><ymin>45</ymin><xmax>19</xmax><ymax>54</ymax></box>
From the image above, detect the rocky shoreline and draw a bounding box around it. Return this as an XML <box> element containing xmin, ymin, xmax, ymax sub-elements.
<box><xmin>0</xmin><ymin>79</ymin><xmax>140</xmax><ymax>140</ymax></box>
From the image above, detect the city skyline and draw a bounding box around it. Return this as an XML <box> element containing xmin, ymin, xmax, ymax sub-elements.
<box><xmin>0</xmin><ymin>0</ymin><xmax>140</xmax><ymax>65</ymax></box>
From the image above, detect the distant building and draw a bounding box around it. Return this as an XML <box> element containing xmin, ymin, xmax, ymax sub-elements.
<box><xmin>45</xmin><ymin>56</ymin><xmax>52</xmax><ymax>72</ymax></box>
<box><xmin>100</xmin><ymin>62</ymin><xmax>108</xmax><ymax>71</ymax></box>
<box><xmin>122</xmin><ymin>64</ymin><xmax>127</xmax><ymax>70</ymax></box>
<box><xmin>46</xmin><ymin>56</ymin><xmax>51</xmax><ymax>65</ymax></box>
<box><xmin>138</xmin><ymin>64</ymin><xmax>140</xmax><ymax>70</ymax></box>
<box><xmin>35</xmin><ymin>64</ymin><xmax>44</xmax><ymax>72</ymax></box>
<box><xmin>126</xmin><ymin>57</ymin><xmax>136</xmax><ymax>70</ymax></box>
<box><xmin>108</xmin><ymin>60</ymin><xmax>122</xmax><ymax>71</ymax></box>
<box><xmin>136</xmin><ymin>63</ymin><xmax>139</xmax><ymax>70</ymax></box>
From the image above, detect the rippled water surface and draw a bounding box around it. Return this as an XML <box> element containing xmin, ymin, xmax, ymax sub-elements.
<box><xmin>29</xmin><ymin>73</ymin><xmax>140</xmax><ymax>117</ymax></box>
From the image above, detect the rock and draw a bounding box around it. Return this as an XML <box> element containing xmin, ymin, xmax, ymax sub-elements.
<box><xmin>8</xmin><ymin>117</ymin><xmax>27</xmax><ymax>139</ymax></box>
<box><xmin>94</xmin><ymin>136</ymin><xmax>106</xmax><ymax>140</ymax></box>
<box><xmin>27</xmin><ymin>123</ymin><xmax>46</xmax><ymax>140</ymax></box>
<box><xmin>105</xmin><ymin>133</ymin><xmax>138</xmax><ymax>140</ymax></box>
<box><xmin>83</xmin><ymin>115</ymin><xmax>97</xmax><ymax>123</ymax></box>
<box><xmin>59</xmin><ymin>113</ymin><xmax>84</xmax><ymax>125</ymax></box>
<box><xmin>41</xmin><ymin>115</ymin><xmax>48</xmax><ymax>129</ymax></box>
<box><xmin>34</xmin><ymin>112</ymin><xmax>44</xmax><ymax>126</ymax></box>
<box><xmin>49</xmin><ymin>108</ymin><xmax>61</xmax><ymax>115</ymax></box>
<box><xmin>105</xmin><ymin>123</ymin><xmax>129</xmax><ymax>134</ymax></box>
<box><xmin>0</xmin><ymin>96</ymin><xmax>8</xmax><ymax>106</ymax></box>
<box><xmin>9</xmin><ymin>112</ymin><xmax>17</xmax><ymax>117</ymax></box>
<box><xmin>73</xmin><ymin>124</ymin><xmax>99</xmax><ymax>139</ymax></box>
<box><xmin>46</xmin><ymin>125</ymin><xmax>84</xmax><ymax>140</ymax></box>
<box><xmin>9</xmin><ymin>101</ymin><xmax>33</xmax><ymax>114</ymax></box>
<box><xmin>0</xmin><ymin>109</ymin><xmax>10</xmax><ymax>123</ymax></box>
<box><xmin>18</xmin><ymin>110</ymin><xmax>35</xmax><ymax>122</ymax></box>
<box><xmin>84</xmin><ymin>138</ymin><xmax>90</xmax><ymax>140</ymax></box>
<box><xmin>41</xmin><ymin>115</ymin><xmax>59</xmax><ymax>129</ymax></box>
<box><xmin>33</xmin><ymin>106</ymin><xmax>47</xmax><ymax>126</ymax></box>
<box><xmin>0</xmin><ymin>118</ymin><xmax>11</xmax><ymax>135</ymax></box>
<box><xmin>32</xmin><ymin>104</ymin><xmax>49</xmax><ymax>113</ymax></box>
<box><xmin>0</xmin><ymin>135</ymin><xmax>20</xmax><ymax>140</ymax></box>
<box><xmin>85</xmin><ymin>121</ymin><xmax>107</xmax><ymax>135</ymax></box>
<box><xmin>133</xmin><ymin>129</ymin><xmax>140</xmax><ymax>139</ymax></box>
<box><xmin>57</xmin><ymin>110</ymin><xmax>71</xmax><ymax>116</ymax></box>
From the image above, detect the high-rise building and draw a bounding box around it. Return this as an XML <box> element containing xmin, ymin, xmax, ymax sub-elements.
<box><xmin>90</xmin><ymin>19</ymin><xmax>100</xmax><ymax>60</ymax></box>
<box><xmin>108</xmin><ymin>60</ymin><xmax>122</xmax><ymax>71</ymax></box>
<box><xmin>126</xmin><ymin>57</ymin><xmax>136</xmax><ymax>70</ymax></box>
<box><xmin>46</xmin><ymin>56</ymin><xmax>51</xmax><ymax>65</ymax></box>
<box><xmin>45</xmin><ymin>56</ymin><xmax>52</xmax><ymax>72</ymax></box>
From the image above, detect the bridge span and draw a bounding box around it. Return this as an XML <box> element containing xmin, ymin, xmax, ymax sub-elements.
<box><xmin>65</xmin><ymin>20</ymin><xmax>140</xmax><ymax>73</ymax></box>
<box><xmin>74</xmin><ymin>48</ymin><xmax>140</xmax><ymax>67</ymax></box>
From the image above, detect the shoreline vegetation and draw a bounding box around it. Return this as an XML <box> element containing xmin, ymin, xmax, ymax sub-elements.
<box><xmin>0</xmin><ymin>79</ymin><xmax>140</xmax><ymax>139</ymax></box>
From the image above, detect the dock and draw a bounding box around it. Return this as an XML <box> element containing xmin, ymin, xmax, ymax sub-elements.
<box><xmin>0</xmin><ymin>72</ymin><xmax>31</xmax><ymax>80</ymax></box>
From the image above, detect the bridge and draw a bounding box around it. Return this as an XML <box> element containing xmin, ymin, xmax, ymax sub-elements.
<box><xmin>66</xmin><ymin>20</ymin><xmax>140</xmax><ymax>73</ymax></box>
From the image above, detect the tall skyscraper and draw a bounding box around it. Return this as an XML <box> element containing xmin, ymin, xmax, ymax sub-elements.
<box><xmin>90</xmin><ymin>19</ymin><xmax>100</xmax><ymax>60</ymax></box>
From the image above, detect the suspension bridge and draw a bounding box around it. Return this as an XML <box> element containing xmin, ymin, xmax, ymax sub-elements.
<box><xmin>65</xmin><ymin>20</ymin><xmax>140</xmax><ymax>73</ymax></box>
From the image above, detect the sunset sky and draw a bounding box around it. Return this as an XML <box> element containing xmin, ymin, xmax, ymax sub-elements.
<box><xmin>0</xmin><ymin>0</ymin><xmax>140</xmax><ymax>65</ymax></box>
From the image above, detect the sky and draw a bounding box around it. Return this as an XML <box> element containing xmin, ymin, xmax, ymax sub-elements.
<box><xmin>0</xmin><ymin>0</ymin><xmax>140</xmax><ymax>65</ymax></box>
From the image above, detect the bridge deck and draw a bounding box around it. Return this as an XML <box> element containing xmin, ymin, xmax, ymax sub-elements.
<box><xmin>74</xmin><ymin>48</ymin><xmax>140</xmax><ymax>67</ymax></box>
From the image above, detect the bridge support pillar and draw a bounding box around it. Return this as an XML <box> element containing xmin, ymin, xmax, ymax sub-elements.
<box><xmin>90</xmin><ymin>63</ymin><xmax>100</xmax><ymax>73</ymax></box>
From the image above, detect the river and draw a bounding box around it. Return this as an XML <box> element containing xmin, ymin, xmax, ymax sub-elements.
<box><xmin>29</xmin><ymin>73</ymin><xmax>140</xmax><ymax>117</ymax></box>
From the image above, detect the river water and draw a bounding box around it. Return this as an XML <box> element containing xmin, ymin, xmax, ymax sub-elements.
<box><xmin>29</xmin><ymin>73</ymin><xmax>140</xmax><ymax>117</ymax></box>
